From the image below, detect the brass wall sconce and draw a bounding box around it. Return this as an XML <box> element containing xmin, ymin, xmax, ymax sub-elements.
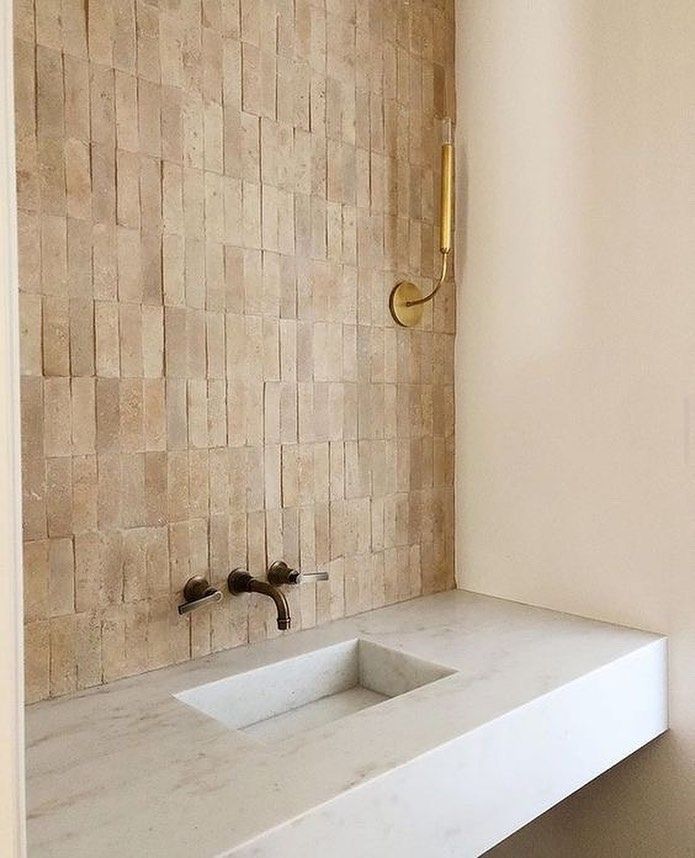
<box><xmin>389</xmin><ymin>118</ymin><xmax>454</xmax><ymax>327</ymax></box>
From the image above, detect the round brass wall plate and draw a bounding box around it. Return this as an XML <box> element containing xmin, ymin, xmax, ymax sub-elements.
<box><xmin>389</xmin><ymin>281</ymin><xmax>424</xmax><ymax>327</ymax></box>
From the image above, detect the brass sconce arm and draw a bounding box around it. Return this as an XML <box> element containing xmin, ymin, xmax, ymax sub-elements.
<box><xmin>400</xmin><ymin>251</ymin><xmax>449</xmax><ymax>309</ymax></box>
<box><xmin>389</xmin><ymin>119</ymin><xmax>454</xmax><ymax>327</ymax></box>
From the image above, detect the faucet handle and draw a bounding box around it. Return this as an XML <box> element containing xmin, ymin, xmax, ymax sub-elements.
<box><xmin>267</xmin><ymin>560</ymin><xmax>328</xmax><ymax>586</ymax></box>
<box><xmin>297</xmin><ymin>570</ymin><xmax>329</xmax><ymax>582</ymax></box>
<box><xmin>177</xmin><ymin>576</ymin><xmax>223</xmax><ymax>615</ymax></box>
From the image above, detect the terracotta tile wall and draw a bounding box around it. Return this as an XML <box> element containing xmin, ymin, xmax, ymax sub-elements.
<box><xmin>16</xmin><ymin>0</ymin><xmax>456</xmax><ymax>703</ymax></box>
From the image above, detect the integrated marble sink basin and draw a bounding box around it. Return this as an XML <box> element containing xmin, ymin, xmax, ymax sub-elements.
<box><xmin>26</xmin><ymin>592</ymin><xmax>667</xmax><ymax>857</ymax></box>
<box><xmin>175</xmin><ymin>638</ymin><xmax>455</xmax><ymax>742</ymax></box>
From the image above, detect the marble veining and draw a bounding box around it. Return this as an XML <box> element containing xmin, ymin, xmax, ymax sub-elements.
<box><xmin>25</xmin><ymin>591</ymin><xmax>667</xmax><ymax>857</ymax></box>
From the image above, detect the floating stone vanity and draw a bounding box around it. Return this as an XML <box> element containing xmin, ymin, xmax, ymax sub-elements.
<box><xmin>25</xmin><ymin>591</ymin><xmax>667</xmax><ymax>857</ymax></box>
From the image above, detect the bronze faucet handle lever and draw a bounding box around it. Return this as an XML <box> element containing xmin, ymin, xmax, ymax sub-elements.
<box><xmin>267</xmin><ymin>560</ymin><xmax>329</xmax><ymax>585</ymax></box>
<box><xmin>177</xmin><ymin>576</ymin><xmax>223</xmax><ymax>615</ymax></box>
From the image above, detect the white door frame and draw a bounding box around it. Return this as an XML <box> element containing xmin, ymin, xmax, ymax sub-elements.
<box><xmin>0</xmin><ymin>0</ymin><xmax>26</xmax><ymax>851</ymax></box>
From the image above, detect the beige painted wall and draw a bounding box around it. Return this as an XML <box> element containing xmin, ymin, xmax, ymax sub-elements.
<box><xmin>456</xmin><ymin>1</ymin><xmax>695</xmax><ymax>854</ymax></box>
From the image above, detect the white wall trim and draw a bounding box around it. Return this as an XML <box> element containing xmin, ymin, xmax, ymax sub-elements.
<box><xmin>0</xmin><ymin>0</ymin><xmax>26</xmax><ymax>851</ymax></box>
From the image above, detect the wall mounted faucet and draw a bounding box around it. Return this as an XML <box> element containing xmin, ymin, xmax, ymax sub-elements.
<box><xmin>227</xmin><ymin>569</ymin><xmax>291</xmax><ymax>630</ymax></box>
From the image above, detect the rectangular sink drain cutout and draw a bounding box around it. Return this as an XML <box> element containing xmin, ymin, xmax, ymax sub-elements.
<box><xmin>175</xmin><ymin>639</ymin><xmax>455</xmax><ymax>743</ymax></box>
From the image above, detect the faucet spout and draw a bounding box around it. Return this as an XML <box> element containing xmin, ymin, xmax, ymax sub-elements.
<box><xmin>227</xmin><ymin>570</ymin><xmax>291</xmax><ymax>630</ymax></box>
<box><xmin>247</xmin><ymin>579</ymin><xmax>291</xmax><ymax>630</ymax></box>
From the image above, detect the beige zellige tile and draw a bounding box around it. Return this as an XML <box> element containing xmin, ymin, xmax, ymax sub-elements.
<box><xmin>38</xmin><ymin>139</ymin><xmax>65</xmax><ymax>215</ymax></box>
<box><xmin>72</xmin><ymin>454</ymin><xmax>98</xmax><ymax>534</ymax></box>
<box><xmin>24</xmin><ymin>620</ymin><xmax>50</xmax><ymax>704</ymax></box>
<box><xmin>163</xmin><ymin>233</ymin><xmax>185</xmax><ymax>306</ymax></box>
<box><xmin>118</xmin><ymin>303</ymin><xmax>143</xmax><ymax>377</ymax></box>
<box><xmin>161</xmin><ymin>86</ymin><xmax>183</xmax><ymax>164</ymax></box>
<box><xmin>145</xmin><ymin>452</ymin><xmax>167</xmax><ymax>528</ymax></box>
<box><xmin>18</xmin><ymin>0</ymin><xmax>457</xmax><ymax>699</ymax></box>
<box><xmin>40</xmin><ymin>215</ymin><xmax>68</xmax><ymax>296</ymax></box>
<box><xmin>63</xmin><ymin>56</ymin><xmax>90</xmax><ymax>142</ymax></box>
<box><xmin>145</xmin><ymin>525</ymin><xmax>169</xmax><ymax>597</ymax></box>
<box><xmin>75</xmin><ymin>612</ymin><xmax>102</xmax><ymax>690</ymax></box>
<box><xmin>124</xmin><ymin>601</ymin><xmax>150</xmax><ymax>677</ymax></box>
<box><xmin>122</xmin><ymin>528</ymin><xmax>147</xmax><ymax>602</ymax></box>
<box><xmin>160</xmin><ymin>13</ymin><xmax>183</xmax><ymax>88</ymax></box>
<box><xmin>187</xmin><ymin>379</ymin><xmax>208</xmax><ymax>449</ymax></box>
<box><xmin>66</xmin><ymin>223</ymin><xmax>92</xmax><ymax>300</ymax></box>
<box><xmin>96</xmin><ymin>377</ymin><xmax>121</xmax><ymax>455</ymax></box>
<box><xmin>97</xmin><ymin>454</ymin><xmax>122</xmax><ymax>530</ymax></box>
<box><xmin>19</xmin><ymin>292</ymin><xmax>43</xmax><ymax>376</ymax></box>
<box><xmin>88</xmin><ymin>0</ymin><xmax>115</xmax><ymax>66</ymax></box>
<box><xmin>116</xmin><ymin>227</ymin><xmax>142</xmax><ymax>303</ymax></box>
<box><xmin>115</xmin><ymin>71</ymin><xmax>139</xmax><ymax>152</ymax></box>
<box><xmin>188</xmin><ymin>450</ymin><xmax>210</xmax><ymax>520</ymax></box>
<box><xmin>35</xmin><ymin>0</ymin><xmax>63</xmax><ymax>50</ymax></box>
<box><xmin>190</xmin><ymin>609</ymin><xmax>211</xmax><ymax>659</ymax></box>
<box><xmin>46</xmin><ymin>456</ymin><xmax>73</xmax><ymax>537</ymax></box>
<box><xmin>44</xmin><ymin>378</ymin><xmax>72</xmax><ymax>457</ymax></box>
<box><xmin>120</xmin><ymin>452</ymin><xmax>146</xmax><ymax>528</ymax></box>
<box><xmin>168</xmin><ymin>520</ymin><xmax>191</xmax><ymax>596</ymax></box>
<box><xmin>36</xmin><ymin>46</ymin><xmax>64</xmax><ymax>139</ymax></box>
<box><xmin>95</xmin><ymin>301</ymin><xmax>120</xmax><ymax>377</ymax></box>
<box><xmin>146</xmin><ymin>597</ymin><xmax>176</xmax><ymax>670</ymax></box>
<box><xmin>204</xmin><ymin>101</ymin><xmax>224</xmax><ymax>174</ymax></box>
<box><xmin>48</xmin><ymin>537</ymin><xmax>75</xmax><ymax>617</ymax></box>
<box><xmin>101</xmin><ymin>604</ymin><xmax>126</xmax><ymax>682</ymax></box>
<box><xmin>69</xmin><ymin>298</ymin><xmax>95</xmax><ymax>377</ymax></box>
<box><xmin>138</xmin><ymin>78</ymin><xmax>161</xmax><ymax>158</ymax></box>
<box><xmin>116</xmin><ymin>149</ymin><xmax>141</xmax><ymax>229</ymax></box>
<box><xmin>205</xmin><ymin>241</ymin><xmax>225</xmax><ymax>310</ymax></box>
<box><xmin>16</xmin><ymin>211</ymin><xmax>41</xmax><ymax>294</ymax></box>
<box><xmin>92</xmin><ymin>222</ymin><xmax>117</xmax><ymax>301</ymax></box>
<box><xmin>140</xmin><ymin>156</ymin><xmax>162</xmax><ymax>231</ymax></box>
<box><xmin>143</xmin><ymin>378</ymin><xmax>166</xmax><ymax>450</ymax></box>
<box><xmin>24</xmin><ymin>539</ymin><xmax>49</xmax><ymax>623</ymax></box>
<box><xmin>113</xmin><ymin>0</ymin><xmax>137</xmax><ymax>73</ymax></box>
<box><xmin>90</xmin><ymin>143</ymin><xmax>116</xmax><ymax>224</ymax></box>
<box><xmin>71</xmin><ymin>377</ymin><xmax>96</xmax><ymax>454</ymax></box>
<box><xmin>14</xmin><ymin>0</ymin><xmax>35</xmax><ymax>45</ymax></box>
<box><xmin>207</xmin><ymin>448</ymin><xmax>228</xmax><ymax>518</ymax></box>
<box><xmin>207</xmin><ymin>379</ymin><xmax>227</xmax><ymax>447</ymax></box>
<box><xmin>16</xmin><ymin>136</ymin><xmax>40</xmax><ymax>214</ymax></box>
<box><xmin>279</xmin><ymin>381</ymin><xmax>298</xmax><ymax>444</ymax></box>
<box><xmin>90</xmin><ymin>65</ymin><xmax>115</xmax><ymax>147</ymax></box>
<box><xmin>22</xmin><ymin>455</ymin><xmax>47</xmax><ymax>542</ymax></box>
<box><xmin>165</xmin><ymin>378</ymin><xmax>188</xmax><ymax>450</ymax></box>
<box><xmin>65</xmin><ymin>138</ymin><xmax>91</xmax><ymax>219</ymax></box>
<box><xmin>162</xmin><ymin>162</ymin><xmax>183</xmax><ymax>234</ymax></box>
<box><xmin>136</xmin><ymin>0</ymin><xmax>161</xmax><ymax>84</ymax></box>
<box><xmin>120</xmin><ymin>379</ymin><xmax>144</xmax><ymax>453</ymax></box>
<box><xmin>142</xmin><ymin>306</ymin><xmax>164</xmax><ymax>378</ymax></box>
<box><xmin>166</xmin><ymin>451</ymin><xmax>189</xmax><ymax>523</ymax></box>
<box><xmin>141</xmin><ymin>231</ymin><xmax>163</xmax><ymax>305</ymax></box>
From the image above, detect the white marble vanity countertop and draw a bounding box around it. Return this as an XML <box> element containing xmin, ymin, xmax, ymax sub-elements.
<box><xmin>25</xmin><ymin>591</ymin><xmax>664</xmax><ymax>857</ymax></box>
